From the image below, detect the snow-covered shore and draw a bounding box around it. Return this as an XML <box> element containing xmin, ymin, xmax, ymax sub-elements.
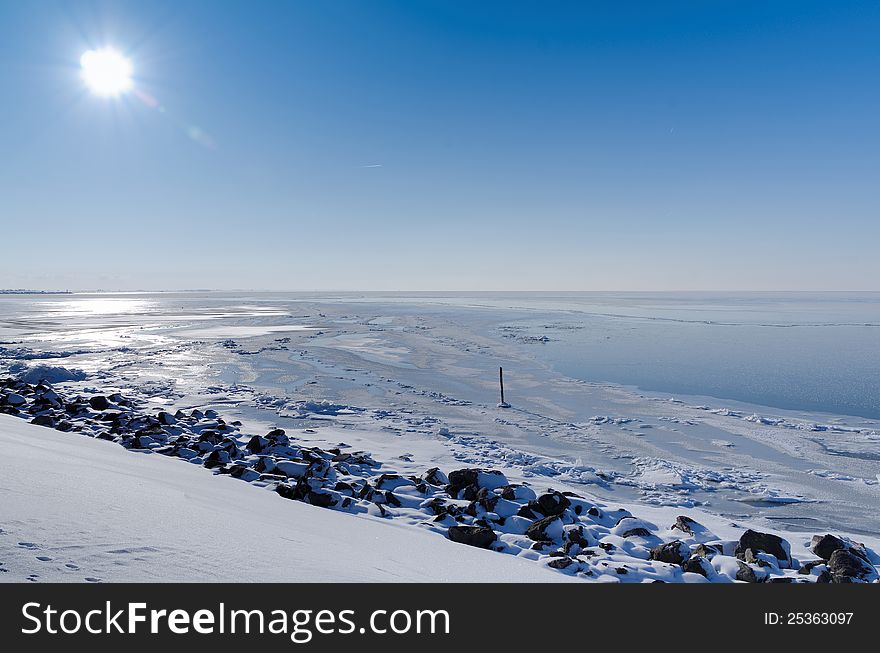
<box><xmin>2</xmin><ymin>374</ymin><xmax>878</xmax><ymax>583</ymax></box>
<box><xmin>1</xmin><ymin>292</ymin><xmax>879</xmax><ymax>583</ymax></box>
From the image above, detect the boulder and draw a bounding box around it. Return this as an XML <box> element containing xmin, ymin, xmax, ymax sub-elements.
<box><xmin>447</xmin><ymin>526</ymin><xmax>497</xmax><ymax>549</ymax></box>
<box><xmin>649</xmin><ymin>540</ymin><xmax>689</xmax><ymax>565</ymax></box>
<box><xmin>423</xmin><ymin>467</ymin><xmax>449</xmax><ymax>486</ymax></box>
<box><xmin>735</xmin><ymin>561</ymin><xmax>762</xmax><ymax>583</ymax></box>
<box><xmin>89</xmin><ymin>395</ymin><xmax>110</xmax><ymax>411</ymax></box>
<box><xmin>547</xmin><ymin>557</ymin><xmax>574</xmax><ymax>570</ymax></box>
<box><xmin>735</xmin><ymin>529</ymin><xmax>791</xmax><ymax>568</ymax></box>
<box><xmin>245</xmin><ymin>435</ymin><xmax>268</xmax><ymax>455</ymax></box>
<box><xmin>4</xmin><ymin>393</ymin><xmax>26</xmax><ymax>406</ymax></box>
<box><xmin>526</xmin><ymin>515</ymin><xmax>564</xmax><ymax>542</ymax></box>
<box><xmin>827</xmin><ymin>549</ymin><xmax>878</xmax><ymax>583</ymax></box>
<box><xmin>31</xmin><ymin>414</ymin><xmax>57</xmax><ymax>427</ymax></box>
<box><xmin>811</xmin><ymin>534</ymin><xmax>870</xmax><ymax>563</ymax></box>
<box><xmin>682</xmin><ymin>556</ymin><xmax>713</xmax><ymax>577</ymax></box>
<box><xmin>306</xmin><ymin>491</ymin><xmax>335</xmax><ymax>508</ymax></box>
<box><xmin>157</xmin><ymin>411</ymin><xmax>176</xmax><ymax>425</ymax></box>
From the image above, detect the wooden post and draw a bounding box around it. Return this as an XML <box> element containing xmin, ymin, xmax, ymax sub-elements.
<box><xmin>499</xmin><ymin>366</ymin><xmax>505</xmax><ymax>405</ymax></box>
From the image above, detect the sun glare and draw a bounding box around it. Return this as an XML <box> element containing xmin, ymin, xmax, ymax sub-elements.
<box><xmin>80</xmin><ymin>48</ymin><xmax>133</xmax><ymax>97</ymax></box>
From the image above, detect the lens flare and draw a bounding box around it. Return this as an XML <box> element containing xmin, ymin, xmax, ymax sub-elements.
<box><xmin>80</xmin><ymin>48</ymin><xmax>133</xmax><ymax>97</ymax></box>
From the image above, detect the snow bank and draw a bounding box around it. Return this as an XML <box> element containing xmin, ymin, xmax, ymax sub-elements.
<box><xmin>0</xmin><ymin>414</ymin><xmax>568</xmax><ymax>583</ymax></box>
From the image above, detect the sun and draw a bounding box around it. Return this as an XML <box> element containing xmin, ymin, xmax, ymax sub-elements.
<box><xmin>80</xmin><ymin>48</ymin><xmax>133</xmax><ymax>97</ymax></box>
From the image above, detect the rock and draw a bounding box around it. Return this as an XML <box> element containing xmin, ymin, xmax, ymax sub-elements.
<box><xmin>446</xmin><ymin>468</ymin><xmax>508</xmax><ymax>497</ymax></box>
<box><xmin>565</xmin><ymin>525</ymin><xmax>591</xmax><ymax>549</ymax></box>
<box><xmin>534</xmin><ymin>491</ymin><xmax>571</xmax><ymax>517</ymax></box>
<box><xmin>88</xmin><ymin>396</ymin><xmax>110</xmax><ymax>411</ymax></box>
<box><xmin>671</xmin><ymin>515</ymin><xmax>702</xmax><ymax>535</ymax></box>
<box><xmin>282</xmin><ymin>480</ymin><xmax>314</xmax><ymax>502</ymax></box>
<box><xmin>811</xmin><ymin>534</ymin><xmax>870</xmax><ymax>563</ymax></box>
<box><xmin>157</xmin><ymin>411</ymin><xmax>176</xmax><ymax>425</ymax></box>
<box><xmin>245</xmin><ymin>435</ymin><xmax>268</xmax><ymax>455</ymax></box>
<box><xmin>423</xmin><ymin>467</ymin><xmax>449</xmax><ymax>486</ymax></box>
<box><xmin>447</xmin><ymin>525</ymin><xmax>497</xmax><ymax>549</ymax></box>
<box><xmin>4</xmin><ymin>393</ymin><xmax>26</xmax><ymax>406</ymax></box>
<box><xmin>31</xmin><ymin>414</ymin><xmax>57</xmax><ymax>427</ymax></box>
<box><xmin>649</xmin><ymin>540</ymin><xmax>689</xmax><ymax>565</ymax></box>
<box><xmin>827</xmin><ymin>549</ymin><xmax>878</xmax><ymax>583</ymax></box>
<box><xmin>735</xmin><ymin>561</ymin><xmax>762</xmax><ymax>583</ymax></box>
<box><xmin>526</xmin><ymin>515</ymin><xmax>564</xmax><ymax>542</ymax></box>
<box><xmin>547</xmin><ymin>557</ymin><xmax>573</xmax><ymax>570</ymax></box>
<box><xmin>812</xmin><ymin>534</ymin><xmax>845</xmax><ymax>560</ymax></box>
<box><xmin>306</xmin><ymin>491</ymin><xmax>335</xmax><ymax>508</ymax></box>
<box><xmin>446</xmin><ymin>469</ymin><xmax>479</xmax><ymax>496</ymax></box>
<box><xmin>682</xmin><ymin>556</ymin><xmax>713</xmax><ymax>577</ymax></box>
<box><xmin>735</xmin><ymin>529</ymin><xmax>791</xmax><ymax>568</ymax></box>
<box><xmin>622</xmin><ymin>528</ymin><xmax>652</xmax><ymax>538</ymax></box>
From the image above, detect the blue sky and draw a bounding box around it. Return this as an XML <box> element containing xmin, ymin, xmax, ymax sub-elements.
<box><xmin>1</xmin><ymin>1</ymin><xmax>878</xmax><ymax>291</ymax></box>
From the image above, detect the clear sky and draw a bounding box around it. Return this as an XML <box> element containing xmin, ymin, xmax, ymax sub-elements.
<box><xmin>1</xmin><ymin>1</ymin><xmax>878</xmax><ymax>291</ymax></box>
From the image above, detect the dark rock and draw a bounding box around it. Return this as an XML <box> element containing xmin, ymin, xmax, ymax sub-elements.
<box><xmin>827</xmin><ymin>549</ymin><xmax>877</xmax><ymax>583</ymax></box>
<box><xmin>811</xmin><ymin>534</ymin><xmax>870</xmax><ymax>564</ymax></box>
<box><xmin>672</xmin><ymin>515</ymin><xmax>702</xmax><ymax>535</ymax></box>
<box><xmin>306</xmin><ymin>491</ymin><xmax>334</xmax><ymax>508</ymax></box>
<box><xmin>533</xmin><ymin>491</ymin><xmax>571</xmax><ymax>517</ymax></box>
<box><xmin>446</xmin><ymin>468</ymin><xmax>479</xmax><ymax>497</ymax></box>
<box><xmin>735</xmin><ymin>529</ymin><xmax>791</xmax><ymax>567</ymax></box>
<box><xmin>621</xmin><ymin>528</ymin><xmax>652</xmax><ymax>538</ymax></box>
<box><xmin>157</xmin><ymin>411</ymin><xmax>176</xmax><ymax>425</ymax></box>
<box><xmin>682</xmin><ymin>556</ymin><xmax>713</xmax><ymax>577</ymax></box>
<box><xmin>89</xmin><ymin>396</ymin><xmax>110</xmax><ymax>411</ymax></box>
<box><xmin>447</xmin><ymin>525</ymin><xmax>497</xmax><ymax>549</ymax></box>
<box><xmin>245</xmin><ymin>435</ymin><xmax>268</xmax><ymax>455</ymax></box>
<box><xmin>812</xmin><ymin>534</ymin><xmax>846</xmax><ymax>561</ymax></box>
<box><xmin>334</xmin><ymin>481</ymin><xmax>354</xmax><ymax>494</ymax></box>
<box><xmin>517</xmin><ymin>505</ymin><xmax>538</xmax><ymax>519</ymax></box>
<box><xmin>547</xmin><ymin>557</ymin><xmax>573</xmax><ymax>570</ymax></box>
<box><xmin>565</xmin><ymin>525</ymin><xmax>590</xmax><ymax>549</ymax></box>
<box><xmin>526</xmin><ymin>515</ymin><xmax>563</xmax><ymax>542</ymax></box>
<box><xmin>649</xmin><ymin>541</ymin><xmax>688</xmax><ymax>565</ymax></box>
<box><xmin>735</xmin><ymin>561</ymin><xmax>761</xmax><ymax>583</ymax></box>
<box><xmin>31</xmin><ymin>414</ymin><xmax>57</xmax><ymax>427</ymax></box>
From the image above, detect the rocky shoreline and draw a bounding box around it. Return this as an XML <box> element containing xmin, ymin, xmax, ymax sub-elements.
<box><xmin>2</xmin><ymin>373</ymin><xmax>878</xmax><ymax>584</ymax></box>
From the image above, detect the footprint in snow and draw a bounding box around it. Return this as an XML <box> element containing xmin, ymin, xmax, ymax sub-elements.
<box><xmin>36</xmin><ymin>556</ymin><xmax>53</xmax><ymax>562</ymax></box>
<box><xmin>17</xmin><ymin>542</ymin><xmax>39</xmax><ymax>550</ymax></box>
<box><xmin>84</xmin><ymin>577</ymin><xmax>102</xmax><ymax>583</ymax></box>
<box><xmin>65</xmin><ymin>563</ymin><xmax>80</xmax><ymax>570</ymax></box>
